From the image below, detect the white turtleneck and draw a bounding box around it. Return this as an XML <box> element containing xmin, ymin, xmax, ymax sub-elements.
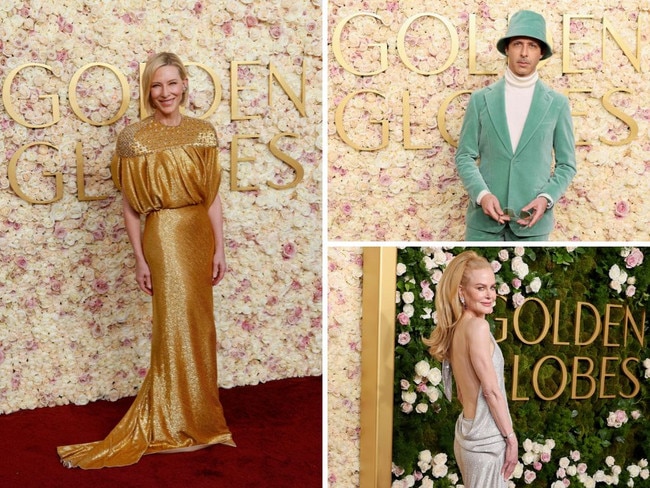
<box><xmin>505</xmin><ymin>67</ymin><xmax>538</xmax><ymax>152</ymax></box>
<box><xmin>477</xmin><ymin>67</ymin><xmax>554</xmax><ymax>208</ymax></box>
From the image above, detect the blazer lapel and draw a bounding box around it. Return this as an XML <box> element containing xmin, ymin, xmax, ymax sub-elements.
<box><xmin>514</xmin><ymin>81</ymin><xmax>553</xmax><ymax>156</ymax></box>
<box><xmin>484</xmin><ymin>78</ymin><xmax>513</xmax><ymax>154</ymax></box>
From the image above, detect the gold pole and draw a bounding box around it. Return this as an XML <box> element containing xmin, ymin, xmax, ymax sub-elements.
<box><xmin>359</xmin><ymin>247</ymin><xmax>397</xmax><ymax>488</ymax></box>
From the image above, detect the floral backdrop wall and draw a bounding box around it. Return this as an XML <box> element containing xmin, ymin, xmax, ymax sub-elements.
<box><xmin>328</xmin><ymin>0</ymin><xmax>650</xmax><ymax>241</ymax></box>
<box><xmin>393</xmin><ymin>247</ymin><xmax>649</xmax><ymax>488</ymax></box>
<box><xmin>0</xmin><ymin>1</ymin><xmax>322</xmax><ymax>414</ymax></box>
<box><xmin>327</xmin><ymin>246</ymin><xmax>364</xmax><ymax>488</ymax></box>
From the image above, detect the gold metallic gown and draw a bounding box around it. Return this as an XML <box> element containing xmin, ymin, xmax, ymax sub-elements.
<box><xmin>57</xmin><ymin>116</ymin><xmax>234</xmax><ymax>469</ymax></box>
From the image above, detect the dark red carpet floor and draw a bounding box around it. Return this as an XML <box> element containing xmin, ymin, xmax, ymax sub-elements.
<box><xmin>0</xmin><ymin>376</ymin><xmax>322</xmax><ymax>488</ymax></box>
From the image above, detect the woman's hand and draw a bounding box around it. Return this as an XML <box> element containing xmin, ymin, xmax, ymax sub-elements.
<box><xmin>135</xmin><ymin>258</ymin><xmax>153</xmax><ymax>295</ymax></box>
<box><xmin>212</xmin><ymin>247</ymin><xmax>227</xmax><ymax>286</ymax></box>
<box><xmin>502</xmin><ymin>435</ymin><xmax>519</xmax><ymax>480</ymax></box>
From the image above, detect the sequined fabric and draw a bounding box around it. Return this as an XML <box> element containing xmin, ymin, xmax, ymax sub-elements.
<box><xmin>57</xmin><ymin>116</ymin><xmax>234</xmax><ymax>469</ymax></box>
<box><xmin>453</xmin><ymin>335</ymin><xmax>509</xmax><ymax>487</ymax></box>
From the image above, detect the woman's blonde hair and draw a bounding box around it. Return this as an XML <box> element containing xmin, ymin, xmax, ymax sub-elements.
<box><xmin>141</xmin><ymin>52</ymin><xmax>189</xmax><ymax>115</ymax></box>
<box><xmin>423</xmin><ymin>251</ymin><xmax>492</xmax><ymax>362</ymax></box>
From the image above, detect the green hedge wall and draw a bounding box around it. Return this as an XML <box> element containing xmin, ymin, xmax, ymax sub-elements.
<box><xmin>392</xmin><ymin>247</ymin><xmax>649</xmax><ymax>488</ymax></box>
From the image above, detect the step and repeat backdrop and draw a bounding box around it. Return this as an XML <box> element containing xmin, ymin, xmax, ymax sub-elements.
<box><xmin>328</xmin><ymin>1</ymin><xmax>650</xmax><ymax>241</ymax></box>
<box><xmin>0</xmin><ymin>1</ymin><xmax>322</xmax><ymax>414</ymax></box>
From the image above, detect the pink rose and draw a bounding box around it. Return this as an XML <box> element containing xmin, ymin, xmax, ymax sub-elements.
<box><xmin>577</xmin><ymin>463</ymin><xmax>588</xmax><ymax>474</ymax></box>
<box><xmin>282</xmin><ymin>242</ymin><xmax>296</xmax><ymax>259</ymax></box>
<box><xmin>421</xmin><ymin>287</ymin><xmax>434</xmax><ymax>301</ymax></box>
<box><xmin>625</xmin><ymin>248</ymin><xmax>644</xmax><ymax>268</ymax></box>
<box><xmin>615</xmin><ymin>200</ymin><xmax>630</xmax><ymax>218</ymax></box>
<box><xmin>397</xmin><ymin>313</ymin><xmax>410</xmax><ymax>326</ymax></box>
<box><xmin>398</xmin><ymin>332</ymin><xmax>411</xmax><ymax>345</ymax></box>
<box><xmin>512</xmin><ymin>292</ymin><xmax>525</xmax><ymax>308</ymax></box>
<box><xmin>524</xmin><ymin>470</ymin><xmax>537</xmax><ymax>484</ymax></box>
<box><xmin>534</xmin><ymin>461</ymin><xmax>542</xmax><ymax>471</ymax></box>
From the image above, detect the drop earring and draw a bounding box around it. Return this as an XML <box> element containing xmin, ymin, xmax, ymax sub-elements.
<box><xmin>459</xmin><ymin>295</ymin><xmax>466</xmax><ymax>308</ymax></box>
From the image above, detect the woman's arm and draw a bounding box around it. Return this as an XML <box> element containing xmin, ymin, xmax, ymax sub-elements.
<box><xmin>122</xmin><ymin>198</ymin><xmax>152</xmax><ymax>295</ymax></box>
<box><xmin>468</xmin><ymin>319</ymin><xmax>518</xmax><ymax>480</ymax></box>
<box><xmin>207</xmin><ymin>195</ymin><xmax>226</xmax><ymax>286</ymax></box>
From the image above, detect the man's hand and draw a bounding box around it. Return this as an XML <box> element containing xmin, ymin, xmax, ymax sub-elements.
<box><xmin>480</xmin><ymin>194</ymin><xmax>509</xmax><ymax>224</ymax></box>
<box><xmin>519</xmin><ymin>197</ymin><xmax>549</xmax><ymax>227</ymax></box>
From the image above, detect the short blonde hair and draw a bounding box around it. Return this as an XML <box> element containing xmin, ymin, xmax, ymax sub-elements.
<box><xmin>141</xmin><ymin>52</ymin><xmax>189</xmax><ymax>115</ymax></box>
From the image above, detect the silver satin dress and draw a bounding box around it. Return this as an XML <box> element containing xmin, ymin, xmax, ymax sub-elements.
<box><xmin>444</xmin><ymin>335</ymin><xmax>509</xmax><ymax>488</ymax></box>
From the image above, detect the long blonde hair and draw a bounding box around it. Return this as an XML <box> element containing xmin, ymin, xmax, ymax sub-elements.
<box><xmin>141</xmin><ymin>52</ymin><xmax>189</xmax><ymax>115</ymax></box>
<box><xmin>423</xmin><ymin>251</ymin><xmax>492</xmax><ymax>362</ymax></box>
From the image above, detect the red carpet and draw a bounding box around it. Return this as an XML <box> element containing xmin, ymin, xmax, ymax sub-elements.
<box><xmin>0</xmin><ymin>376</ymin><xmax>322</xmax><ymax>488</ymax></box>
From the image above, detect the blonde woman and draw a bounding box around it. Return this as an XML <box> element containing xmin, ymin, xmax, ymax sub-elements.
<box><xmin>424</xmin><ymin>251</ymin><xmax>517</xmax><ymax>487</ymax></box>
<box><xmin>58</xmin><ymin>52</ymin><xmax>234</xmax><ymax>468</ymax></box>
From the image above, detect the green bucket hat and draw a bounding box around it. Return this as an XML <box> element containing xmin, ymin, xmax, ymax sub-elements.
<box><xmin>496</xmin><ymin>10</ymin><xmax>552</xmax><ymax>60</ymax></box>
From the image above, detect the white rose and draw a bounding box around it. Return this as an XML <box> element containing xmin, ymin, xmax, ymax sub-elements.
<box><xmin>415</xmin><ymin>403</ymin><xmax>429</xmax><ymax>414</ymax></box>
<box><xmin>528</xmin><ymin>277</ymin><xmax>542</xmax><ymax>293</ymax></box>
<box><xmin>433</xmin><ymin>453</ymin><xmax>448</xmax><ymax>465</ymax></box>
<box><xmin>426</xmin><ymin>386</ymin><xmax>439</xmax><ymax>403</ymax></box>
<box><xmin>522</xmin><ymin>452</ymin><xmax>535</xmax><ymax>465</ymax></box>
<box><xmin>627</xmin><ymin>465</ymin><xmax>641</xmax><ymax>477</ymax></box>
<box><xmin>414</xmin><ymin>360</ymin><xmax>431</xmax><ymax>377</ymax></box>
<box><xmin>427</xmin><ymin>367</ymin><xmax>442</xmax><ymax>386</ymax></box>
<box><xmin>431</xmin><ymin>463</ymin><xmax>448</xmax><ymax>478</ymax></box>
<box><xmin>396</xmin><ymin>263</ymin><xmax>407</xmax><ymax>275</ymax></box>
<box><xmin>420</xmin><ymin>477</ymin><xmax>434</xmax><ymax>488</ymax></box>
<box><xmin>402</xmin><ymin>291</ymin><xmax>415</xmax><ymax>304</ymax></box>
<box><xmin>522</xmin><ymin>439</ymin><xmax>533</xmax><ymax>451</ymax></box>
<box><xmin>609</xmin><ymin>264</ymin><xmax>628</xmax><ymax>283</ymax></box>
<box><xmin>401</xmin><ymin>391</ymin><xmax>417</xmax><ymax>404</ymax></box>
<box><xmin>418</xmin><ymin>450</ymin><xmax>433</xmax><ymax>464</ymax></box>
<box><xmin>511</xmin><ymin>256</ymin><xmax>529</xmax><ymax>279</ymax></box>
<box><xmin>610</xmin><ymin>280</ymin><xmax>623</xmax><ymax>293</ymax></box>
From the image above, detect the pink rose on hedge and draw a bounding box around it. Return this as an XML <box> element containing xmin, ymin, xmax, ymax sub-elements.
<box><xmin>524</xmin><ymin>470</ymin><xmax>536</xmax><ymax>484</ymax></box>
<box><xmin>624</xmin><ymin>248</ymin><xmax>644</xmax><ymax>268</ymax></box>
<box><xmin>397</xmin><ymin>312</ymin><xmax>410</xmax><ymax>326</ymax></box>
<box><xmin>398</xmin><ymin>332</ymin><xmax>411</xmax><ymax>345</ymax></box>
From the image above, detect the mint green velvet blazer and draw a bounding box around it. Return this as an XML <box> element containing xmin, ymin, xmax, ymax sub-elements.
<box><xmin>455</xmin><ymin>78</ymin><xmax>577</xmax><ymax>238</ymax></box>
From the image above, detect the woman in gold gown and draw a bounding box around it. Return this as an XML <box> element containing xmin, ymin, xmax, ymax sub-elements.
<box><xmin>57</xmin><ymin>52</ymin><xmax>234</xmax><ymax>469</ymax></box>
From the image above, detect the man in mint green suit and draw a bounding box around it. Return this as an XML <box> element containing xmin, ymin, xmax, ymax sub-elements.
<box><xmin>456</xmin><ymin>10</ymin><xmax>576</xmax><ymax>241</ymax></box>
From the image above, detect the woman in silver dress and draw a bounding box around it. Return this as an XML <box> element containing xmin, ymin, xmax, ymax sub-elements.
<box><xmin>424</xmin><ymin>251</ymin><xmax>518</xmax><ymax>487</ymax></box>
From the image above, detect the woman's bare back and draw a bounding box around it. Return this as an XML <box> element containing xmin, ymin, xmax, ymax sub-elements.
<box><xmin>449</xmin><ymin>317</ymin><xmax>495</xmax><ymax>419</ymax></box>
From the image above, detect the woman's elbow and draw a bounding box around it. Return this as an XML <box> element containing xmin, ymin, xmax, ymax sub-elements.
<box><xmin>482</xmin><ymin>386</ymin><xmax>504</xmax><ymax>406</ymax></box>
